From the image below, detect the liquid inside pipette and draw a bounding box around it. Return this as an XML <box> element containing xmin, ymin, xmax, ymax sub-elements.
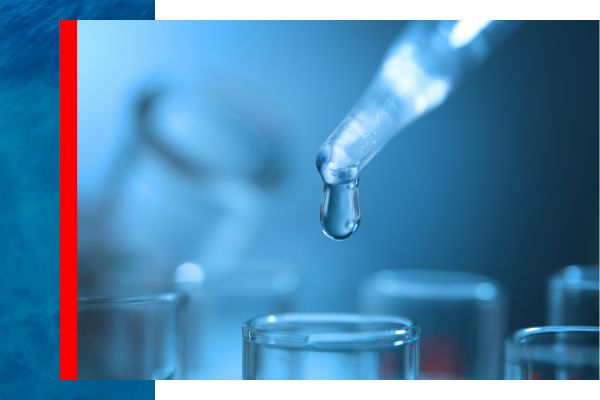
<box><xmin>320</xmin><ymin>180</ymin><xmax>361</xmax><ymax>240</ymax></box>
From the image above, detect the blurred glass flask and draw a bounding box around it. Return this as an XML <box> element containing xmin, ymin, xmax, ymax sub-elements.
<box><xmin>505</xmin><ymin>326</ymin><xmax>599</xmax><ymax>379</ymax></box>
<box><xmin>359</xmin><ymin>269</ymin><xmax>507</xmax><ymax>379</ymax></box>
<box><xmin>547</xmin><ymin>264</ymin><xmax>599</xmax><ymax>326</ymax></box>
<box><xmin>78</xmin><ymin>291</ymin><xmax>183</xmax><ymax>379</ymax></box>
<box><xmin>78</xmin><ymin>76</ymin><xmax>287</xmax><ymax>292</ymax></box>
<box><xmin>243</xmin><ymin>313</ymin><xmax>420</xmax><ymax>379</ymax></box>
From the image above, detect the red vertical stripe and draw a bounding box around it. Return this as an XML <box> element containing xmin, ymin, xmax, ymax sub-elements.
<box><xmin>59</xmin><ymin>19</ymin><xmax>78</xmax><ymax>380</ymax></box>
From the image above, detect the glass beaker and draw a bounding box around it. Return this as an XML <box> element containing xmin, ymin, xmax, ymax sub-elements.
<box><xmin>547</xmin><ymin>264</ymin><xmax>599</xmax><ymax>326</ymax></box>
<box><xmin>504</xmin><ymin>326</ymin><xmax>599</xmax><ymax>379</ymax></box>
<box><xmin>359</xmin><ymin>269</ymin><xmax>507</xmax><ymax>379</ymax></box>
<box><xmin>78</xmin><ymin>291</ymin><xmax>184</xmax><ymax>379</ymax></box>
<box><xmin>242</xmin><ymin>313</ymin><xmax>420</xmax><ymax>380</ymax></box>
<box><xmin>176</xmin><ymin>260</ymin><xmax>299</xmax><ymax>379</ymax></box>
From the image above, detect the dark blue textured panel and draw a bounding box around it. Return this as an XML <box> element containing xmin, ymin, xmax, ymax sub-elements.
<box><xmin>0</xmin><ymin>0</ymin><xmax>154</xmax><ymax>398</ymax></box>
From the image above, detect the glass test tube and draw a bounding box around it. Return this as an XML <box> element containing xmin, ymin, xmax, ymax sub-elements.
<box><xmin>547</xmin><ymin>264</ymin><xmax>599</xmax><ymax>326</ymax></box>
<box><xmin>359</xmin><ymin>270</ymin><xmax>507</xmax><ymax>379</ymax></box>
<box><xmin>78</xmin><ymin>291</ymin><xmax>183</xmax><ymax>379</ymax></box>
<box><xmin>505</xmin><ymin>326</ymin><xmax>600</xmax><ymax>380</ymax></box>
<box><xmin>243</xmin><ymin>313</ymin><xmax>420</xmax><ymax>380</ymax></box>
<box><xmin>176</xmin><ymin>261</ymin><xmax>298</xmax><ymax>379</ymax></box>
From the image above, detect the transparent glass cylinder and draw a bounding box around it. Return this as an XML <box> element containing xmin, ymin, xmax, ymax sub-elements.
<box><xmin>505</xmin><ymin>326</ymin><xmax>600</xmax><ymax>380</ymax></box>
<box><xmin>176</xmin><ymin>261</ymin><xmax>298</xmax><ymax>379</ymax></box>
<box><xmin>359</xmin><ymin>270</ymin><xmax>506</xmax><ymax>379</ymax></box>
<box><xmin>78</xmin><ymin>291</ymin><xmax>183</xmax><ymax>379</ymax></box>
<box><xmin>547</xmin><ymin>264</ymin><xmax>599</xmax><ymax>326</ymax></box>
<box><xmin>243</xmin><ymin>313</ymin><xmax>420</xmax><ymax>380</ymax></box>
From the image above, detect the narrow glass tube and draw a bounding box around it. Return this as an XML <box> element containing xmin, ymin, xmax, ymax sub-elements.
<box><xmin>359</xmin><ymin>270</ymin><xmax>507</xmax><ymax>379</ymax></box>
<box><xmin>242</xmin><ymin>313</ymin><xmax>420</xmax><ymax>380</ymax></box>
<box><xmin>78</xmin><ymin>291</ymin><xmax>183</xmax><ymax>379</ymax></box>
<box><xmin>317</xmin><ymin>20</ymin><xmax>518</xmax><ymax>186</ymax></box>
<box><xmin>505</xmin><ymin>326</ymin><xmax>600</xmax><ymax>380</ymax></box>
<box><xmin>547</xmin><ymin>264</ymin><xmax>599</xmax><ymax>326</ymax></box>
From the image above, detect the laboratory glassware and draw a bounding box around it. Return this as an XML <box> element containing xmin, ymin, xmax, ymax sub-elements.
<box><xmin>505</xmin><ymin>326</ymin><xmax>600</xmax><ymax>380</ymax></box>
<box><xmin>316</xmin><ymin>20</ymin><xmax>519</xmax><ymax>239</ymax></box>
<box><xmin>243</xmin><ymin>313</ymin><xmax>420</xmax><ymax>380</ymax></box>
<box><xmin>78</xmin><ymin>75</ymin><xmax>287</xmax><ymax>294</ymax></box>
<box><xmin>176</xmin><ymin>260</ymin><xmax>298</xmax><ymax>379</ymax></box>
<box><xmin>359</xmin><ymin>269</ymin><xmax>506</xmax><ymax>379</ymax></box>
<box><xmin>78</xmin><ymin>290</ymin><xmax>184</xmax><ymax>379</ymax></box>
<box><xmin>547</xmin><ymin>264</ymin><xmax>599</xmax><ymax>326</ymax></box>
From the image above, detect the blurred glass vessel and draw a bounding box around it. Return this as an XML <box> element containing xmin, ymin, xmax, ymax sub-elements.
<box><xmin>505</xmin><ymin>326</ymin><xmax>599</xmax><ymax>379</ymax></box>
<box><xmin>243</xmin><ymin>313</ymin><xmax>420</xmax><ymax>380</ymax></box>
<box><xmin>78</xmin><ymin>290</ymin><xmax>183</xmax><ymax>379</ymax></box>
<box><xmin>547</xmin><ymin>264</ymin><xmax>599</xmax><ymax>326</ymax></box>
<box><xmin>78</xmin><ymin>75</ymin><xmax>287</xmax><ymax>295</ymax></box>
<box><xmin>359</xmin><ymin>269</ymin><xmax>507</xmax><ymax>379</ymax></box>
<box><xmin>175</xmin><ymin>260</ymin><xmax>299</xmax><ymax>379</ymax></box>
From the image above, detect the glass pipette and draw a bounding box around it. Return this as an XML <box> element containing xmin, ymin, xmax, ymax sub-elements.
<box><xmin>317</xmin><ymin>20</ymin><xmax>519</xmax><ymax>240</ymax></box>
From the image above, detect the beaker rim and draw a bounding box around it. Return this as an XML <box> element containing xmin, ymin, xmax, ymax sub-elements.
<box><xmin>175</xmin><ymin>259</ymin><xmax>299</xmax><ymax>295</ymax></box>
<box><xmin>78</xmin><ymin>291</ymin><xmax>184</xmax><ymax>306</ymax></box>
<box><xmin>243</xmin><ymin>313</ymin><xmax>420</xmax><ymax>350</ymax></box>
<box><xmin>505</xmin><ymin>326</ymin><xmax>600</xmax><ymax>366</ymax></box>
<box><xmin>508</xmin><ymin>325</ymin><xmax>600</xmax><ymax>343</ymax></box>
<box><xmin>549</xmin><ymin>264</ymin><xmax>599</xmax><ymax>292</ymax></box>
<box><xmin>362</xmin><ymin>269</ymin><xmax>503</xmax><ymax>302</ymax></box>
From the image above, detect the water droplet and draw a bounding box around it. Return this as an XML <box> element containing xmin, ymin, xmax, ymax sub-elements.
<box><xmin>320</xmin><ymin>180</ymin><xmax>361</xmax><ymax>240</ymax></box>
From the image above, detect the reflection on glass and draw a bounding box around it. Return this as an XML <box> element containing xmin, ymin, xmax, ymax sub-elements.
<box><xmin>243</xmin><ymin>313</ymin><xmax>420</xmax><ymax>380</ymax></box>
<box><xmin>505</xmin><ymin>326</ymin><xmax>599</xmax><ymax>380</ymax></box>
<box><xmin>359</xmin><ymin>270</ymin><xmax>506</xmax><ymax>379</ymax></box>
<box><xmin>78</xmin><ymin>291</ymin><xmax>183</xmax><ymax>379</ymax></box>
<box><xmin>547</xmin><ymin>264</ymin><xmax>599</xmax><ymax>326</ymax></box>
<box><xmin>176</xmin><ymin>261</ymin><xmax>298</xmax><ymax>379</ymax></box>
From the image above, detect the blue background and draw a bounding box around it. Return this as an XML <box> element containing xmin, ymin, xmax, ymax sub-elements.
<box><xmin>78</xmin><ymin>21</ymin><xmax>598</xmax><ymax>330</ymax></box>
<box><xmin>1</xmin><ymin>10</ymin><xmax>598</xmax><ymax>390</ymax></box>
<box><xmin>0</xmin><ymin>1</ymin><xmax>154</xmax><ymax>398</ymax></box>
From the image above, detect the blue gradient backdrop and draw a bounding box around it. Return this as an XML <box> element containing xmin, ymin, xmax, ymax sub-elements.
<box><xmin>79</xmin><ymin>21</ymin><xmax>598</xmax><ymax>330</ymax></box>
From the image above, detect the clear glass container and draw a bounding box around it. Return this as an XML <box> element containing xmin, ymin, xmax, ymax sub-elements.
<box><xmin>547</xmin><ymin>264</ymin><xmax>599</xmax><ymax>326</ymax></box>
<box><xmin>176</xmin><ymin>261</ymin><xmax>298</xmax><ymax>379</ymax></box>
<box><xmin>242</xmin><ymin>313</ymin><xmax>420</xmax><ymax>380</ymax></box>
<box><xmin>505</xmin><ymin>326</ymin><xmax>599</xmax><ymax>380</ymax></box>
<box><xmin>359</xmin><ymin>269</ymin><xmax>507</xmax><ymax>379</ymax></box>
<box><xmin>78</xmin><ymin>76</ymin><xmax>287</xmax><ymax>297</ymax></box>
<box><xmin>78</xmin><ymin>291</ymin><xmax>183</xmax><ymax>379</ymax></box>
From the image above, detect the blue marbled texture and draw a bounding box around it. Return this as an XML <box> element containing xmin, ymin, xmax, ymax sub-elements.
<box><xmin>0</xmin><ymin>0</ymin><xmax>154</xmax><ymax>398</ymax></box>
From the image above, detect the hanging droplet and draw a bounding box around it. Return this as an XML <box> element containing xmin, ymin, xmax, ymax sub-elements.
<box><xmin>320</xmin><ymin>180</ymin><xmax>361</xmax><ymax>240</ymax></box>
